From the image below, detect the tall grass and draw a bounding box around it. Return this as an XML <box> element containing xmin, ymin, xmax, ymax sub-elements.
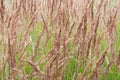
<box><xmin>0</xmin><ymin>0</ymin><xmax>120</xmax><ymax>80</ymax></box>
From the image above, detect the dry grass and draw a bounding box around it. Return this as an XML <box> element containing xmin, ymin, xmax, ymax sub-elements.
<box><xmin>0</xmin><ymin>0</ymin><xmax>120</xmax><ymax>80</ymax></box>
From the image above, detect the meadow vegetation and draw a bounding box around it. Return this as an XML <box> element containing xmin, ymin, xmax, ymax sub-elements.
<box><xmin>0</xmin><ymin>0</ymin><xmax>120</xmax><ymax>80</ymax></box>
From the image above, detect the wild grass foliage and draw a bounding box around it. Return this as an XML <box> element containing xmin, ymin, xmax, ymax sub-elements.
<box><xmin>0</xmin><ymin>0</ymin><xmax>120</xmax><ymax>80</ymax></box>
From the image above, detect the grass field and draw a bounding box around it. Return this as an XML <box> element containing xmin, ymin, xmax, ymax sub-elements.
<box><xmin>0</xmin><ymin>0</ymin><xmax>120</xmax><ymax>80</ymax></box>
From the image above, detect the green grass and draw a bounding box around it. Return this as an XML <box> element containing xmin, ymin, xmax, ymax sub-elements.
<box><xmin>64</xmin><ymin>57</ymin><xmax>76</xmax><ymax>80</ymax></box>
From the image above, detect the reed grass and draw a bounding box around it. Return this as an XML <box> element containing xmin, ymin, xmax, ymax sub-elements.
<box><xmin>0</xmin><ymin>0</ymin><xmax>120</xmax><ymax>80</ymax></box>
